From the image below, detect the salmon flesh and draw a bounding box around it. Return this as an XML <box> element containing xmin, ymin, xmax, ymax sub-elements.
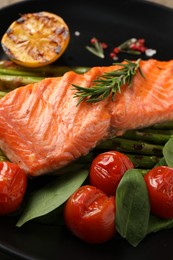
<box><xmin>0</xmin><ymin>59</ymin><xmax>172</xmax><ymax>176</ymax></box>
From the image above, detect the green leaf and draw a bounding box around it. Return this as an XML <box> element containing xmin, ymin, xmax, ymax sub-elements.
<box><xmin>116</xmin><ymin>169</ymin><xmax>150</xmax><ymax>247</ymax></box>
<box><xmin>147</xmin><ymin>214</ymin><xmax>173</xmax><ymax>234</ymax></box>
<box><xmin>35</xmin><ymin>204</ymin><xmax>65</xmax><ymax>226</ymax></box>
<box><xmin>16</xmin><ymin>168</ymin><xmax>88</xmax><ymax>227</ymax></box>
<box><xmin>154</xmin><ymin>157</ymin><xmax>167</xmax><ymax>167</ymax></box>
<box><xmin>163</xmin><ymin>137</ymin><xmax>173</xmax><ymax>167</ymax></box>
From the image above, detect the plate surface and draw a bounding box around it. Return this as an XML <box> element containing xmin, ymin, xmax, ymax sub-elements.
<box><xmin>0</xmin><ymin>0</ymin><xmax>173</xmax><ymax>259</ymax></box>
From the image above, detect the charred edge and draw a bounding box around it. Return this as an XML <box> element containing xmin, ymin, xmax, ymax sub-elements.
<box><xmin>152</xmin><ymin>148</ymin><xmax>163</xmax><ymax>156</ymax></box>
<box><xmin>55</xmin><ymin>27</ymin><xmax>69</xmax><ymax>40</ymax></box>
<box><xmin>133</xmin><ymin>143</ymin><xmax>145</xmax><ymax>151</ymax></box>
<box><xmin>16</xmin><ymin>17</ymin><xmax>25</xmax><ymax>24</ymax></box>
<box><xmin>1</xmin><ymin>44</ymin><xmax>16</xmax><ymax>60</ymax></box>
<box><xmin>55</xmin><ymin>45</ymin><xmax>61</xmax><ymax>54</ymax></box>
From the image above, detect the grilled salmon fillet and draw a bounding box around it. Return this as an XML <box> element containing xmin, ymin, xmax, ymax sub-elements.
<box><xmin>0</xmin><ymin>68</ymin><xmax>111</xmax><ymax>176</ymax></box>
<box><xmin>108</xmin><ymin>59</ymin><xmax>173</xmax><ymax>135</ymax></box>
<box><xmin>0</xmin><ymin>59</ymin><xmax>172</xmax><ymax>176</ymax></box>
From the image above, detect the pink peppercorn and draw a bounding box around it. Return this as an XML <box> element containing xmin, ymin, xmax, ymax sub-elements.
<box><xmin>113</xmin><ymin>47</ymin><xmax>120</xmax><ymax>54</ymax></box>
<box><xmin>101</xmin><ymin>42</ymin><xmax>108</xmax><ymax>49</ymax></box>
<box><xmin>90</xmin><ymin>37</ymin><xmax>98</xmax><ymax>44</ymax></box>
<box><xmin>138</xmin><ymin>38</ymin><xmax>145</xmax><ymax>44</ymax></box>
<box><xmin>109</xmin><ymin>52</ymin><xmax>119</xmax><ymax>60</ymax></box>
<box><xmin>139</xmin><ymin>46</ymin><xmax>147</xmax><ymax>52</ymax></box>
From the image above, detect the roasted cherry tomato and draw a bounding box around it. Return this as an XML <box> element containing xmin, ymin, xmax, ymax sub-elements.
<box><xmin>144</xmin><ymin>166</ymin><xmax>173</xmax><ymax>219</ymax></box>
<box><xmin>89</xmin><ymin>151</ymin><xmax>134</xmax><ymax>195</ymax></box>
<box><xmin>0</xmin><ymin>161</ymin><xmax>27</xmax><ymax>215</ymax></box>
<box><xmin>64</xmin><ymin>185</ymin><xmax>116</xmax><ymax>244</ymax></box>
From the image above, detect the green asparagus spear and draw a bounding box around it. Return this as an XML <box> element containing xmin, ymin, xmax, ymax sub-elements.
<box><xmin>76</xmin><ymin>151</ymin><xmax>161</xmax><ymax>169</ymax></box>
<box><xmin>148</xmin><ymin>121</ymin><xmax>173</xmax><ymax>130</ymax></box>
<box><xmin>0</xmin><ymin>67</ymin><xmax>46</xmax><ymax>77</ymax></box>
<box><xmin>95</xmin><ymin>137</ymin><xmax>163</xmax><ymax>156</ymax></box>
<box><xmin>0</xmin><ymin>62</ymin><xmax>90</xmax><ymax>90</ymax></box>
<box><xmin>139</xmin><ymin>128</ymin><xmax>173</xmax><ymax>135</ymax></box>
<box><xmin>126</xmin><ymin>154</ymin><xmax>161</xmax><ymax>169</ymax></box>
<box><xmin>76</xmin><ymin>152</ymin><xmax>95</xmax><ymax>164</ymax></box>
<box><xmin>122</xmin><ymin>130</ymin><xmax>171</xmax><ymax>145</ymax></box>
<box><xmin>0</xmin><ymin>75</ymin><xmax>44</xmax><ymax>91</ymax></box>
<box><xmin>0</xmin><ymin>91</ymin><xmax>7</xmax><ymax>98</ymax></box>
<box><xmin>0</xmin><ymin>60</ymin><xmax>90</xmax><ymax>77</ymax></box>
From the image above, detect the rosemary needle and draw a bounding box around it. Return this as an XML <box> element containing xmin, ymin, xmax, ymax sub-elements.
<box><xmin>72</xmin><ymin>59</ymin><xmax>144</xmax><ymax>105</ymax></box>
<box><xmin>85</xmin><ymin>38</ymin><xmax>105</xmax><ymax>59</ymax></box>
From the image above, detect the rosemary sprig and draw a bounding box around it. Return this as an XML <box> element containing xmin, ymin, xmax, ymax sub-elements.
<box><xmin>72</xmin><ymin>59</ymin><xmax>144</xmax><ymax>105</ymax></box>
<box><xmin>85</xmin><ymin>38</ymin><xmax>105</xmax><ymax>59</ymax></box>
<box><xmin>117</xmin><ymin>38</ymin><xmax>141</xmax><ymax>55</ymax></box>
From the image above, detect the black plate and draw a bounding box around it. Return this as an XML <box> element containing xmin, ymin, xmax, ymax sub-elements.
<box><xmin>0</xmin><ymin>0</ymin><xmax>173</xmax><ymax>259</ymax></box>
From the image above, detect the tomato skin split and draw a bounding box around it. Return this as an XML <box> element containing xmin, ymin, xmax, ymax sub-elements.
<box><xmin>144</xmin><ymin>166</ymin><xmax>173</xmax><ymax>219</ymax></box>
<box><xmin>0</xmin><ymin>162</ymin><xmax>27</xmax><ymax>215</ymax></box>
<box><xmin>64</xmin><ymin>185</ymin><xmax>116</xmax><ymax>244</ymax></box>
<box><xmin>89</xmin><ymin>151</ymin><xmax>134</xmax><ymax>196</ymax></box>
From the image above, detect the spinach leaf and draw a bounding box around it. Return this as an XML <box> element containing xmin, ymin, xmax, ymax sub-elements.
<box><xmin>16</xmin><ymin>168</ymin><xmax>88</xmax><ymax>227</ymax></box>
<box><xmin>163</xmin><ymin>137</ymin><xmax>173</xmax><ymax>167</ymax></box>
<box><xmin>116</xmin><ymin>169</ymin><xmax>150</xmax><ymax>247</ymax></box>
<box><xmin>154</xmin><ymin>157</ymin><xmax>167</xmax><ymax>167</ymax></box>
<box><xmin>148</xmin><ymin>214</ymin><xmax>173</xmax><ymax>234</ymax></box>
<box><xmin>35</xmin><ymin>204</ymin><xmax>65</xmax><ymax>226</ymax></box>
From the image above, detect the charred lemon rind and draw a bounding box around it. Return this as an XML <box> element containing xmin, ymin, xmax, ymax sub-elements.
<box><xmin>1</xmin><ymin>11</ymin><xmax>70</xmax><ymax>68</ymax></box>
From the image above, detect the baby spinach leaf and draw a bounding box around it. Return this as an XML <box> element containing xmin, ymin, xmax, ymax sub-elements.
<box><xmin>147</xmin><ymin>214</ymin><xmax>173</xmax><ymax>234</ymax></box>
<box><xmin>154</xmin><ymin>157</ymin><xmax>167</xmax><ymax>167</ymax></box>
<box><xmin>116</xmin><ymin>169</ymin><xmax>150</xmax><ymax>247</ymax></box>
<box><xmin>16</xmin><ymin>168</ymin><xmax>88</xmax><ymax>227</ymax></box>
<box><xmin>163</xmin><ymin>137</ymin><xmax>173</xmax><ymax>167</ymax></box>
<box><xmin>35</xmin><ymin>204</ymin><xmax>65</xmax><ymax>226</ymax></box>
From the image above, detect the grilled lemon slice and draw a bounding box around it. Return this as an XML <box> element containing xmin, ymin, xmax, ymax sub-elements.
<box><xmin>1</xmin><ymin>11</ymin><xmax>70</xmax><ymax>68</ymax></box>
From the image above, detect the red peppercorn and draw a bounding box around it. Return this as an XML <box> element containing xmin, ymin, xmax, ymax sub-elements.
<box><xmin>90</xmin><ymin>37</ymin><xmax>98</xmax><ymax>44</ymax></box>
<box><xmin>109</xmin><ymin>52</ymin><xmax>118</xmax><ymax>60</ymax></box>
<box><xmin>138</xmin><ymin>38</ymin><xmax>145</xmax><ymax>44</ymax></box>
<box><xmin>139</xmin><ymin>46</ymin><xmax>147</xmax><ymax>52</ymax></box>
<box><xmin>110</xmin><ymin>52</ymin><xmax>116</xmax><ymax>58</ymax></box>
<box><xmin>101</xmin><ymin>42</ymin><xmax>108</xmax><ymax>49</ymax></box>
<box><xmin>130</xmin><ymin>43</ymin><xmax>138</xmax><ymax>50</ymax></box>
<box><xmin>113</xmin><ymin>47</ymin><xmax>120</xmax><ymax>54</ymax></box>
